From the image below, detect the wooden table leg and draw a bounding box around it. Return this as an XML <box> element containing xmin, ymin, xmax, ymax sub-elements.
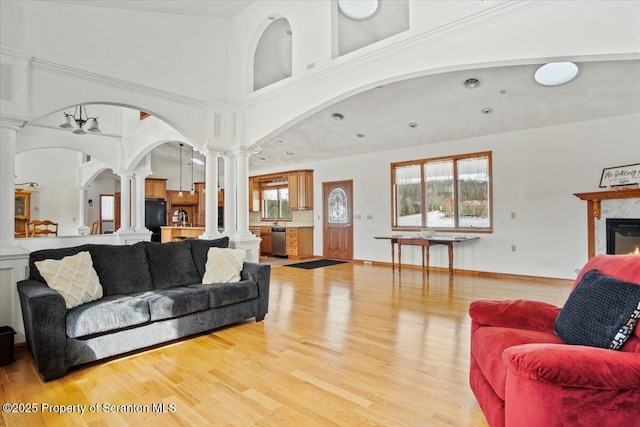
<box><xmin>421</xmin><ymin>246</ymin><xmax>425</xmax><ymax>272</ymax></box>
<box><xmin>398</xmin><ymin>243</ymin><xmax>402</xmax><ymax>272</ymax></box>
<box><xmin>391</xmin><ymin>240</ymin><xmax>396</xmax><ymax>273</ymax></box>
<box><xmin>447</xmin><ymin>242</ymin><xmax>454</xmax><ymax>275</ymax></box>
<box><xmin>425</xmin><ymin>243</ymin><xmax>430</xmax><ymax>276</ymax></box>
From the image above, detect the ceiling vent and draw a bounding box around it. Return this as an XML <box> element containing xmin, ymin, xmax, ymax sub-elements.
<box><xmin>463</xmin><ymin>78</ymin><xmax>482</xmax><ymax>89</ymax></box>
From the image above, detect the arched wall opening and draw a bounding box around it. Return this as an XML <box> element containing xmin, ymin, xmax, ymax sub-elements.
<box><xmin>253</xmin><ymin>17</ymin><xmax>293</xmax><ymax>91</ymax></box>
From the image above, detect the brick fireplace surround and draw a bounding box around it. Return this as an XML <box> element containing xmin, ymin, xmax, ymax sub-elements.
<box><xmin>574</xmin><ymin>188</ymin><xmax>640</xmax><ymax>258</ymax></box>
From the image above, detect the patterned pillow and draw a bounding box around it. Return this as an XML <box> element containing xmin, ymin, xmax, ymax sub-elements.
<box><xmin>554</xmin><ymin>269</ymin><xmax>640</xmax><ymax>350</ymax></box>
<box><xmin>202</xmin><ymin>248</ymin><xmax>246</xmax><ymax>284</ymax></box>
<box><xmin>35</xmin><ymin>251</ymin><xmax>103</xmax><ymax>309</ymax></box>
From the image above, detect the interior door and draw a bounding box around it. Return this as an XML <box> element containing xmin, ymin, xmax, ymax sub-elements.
<box><xmin>323</xmin><ymin>180</ymin><xmax>353</xmax><ymax>260</ymax></box>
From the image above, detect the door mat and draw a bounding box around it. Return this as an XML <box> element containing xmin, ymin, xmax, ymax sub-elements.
<box><xmin>285</xmin><ymin>259</ymin><xmax>348</xmax><ymax>269</ymax></box>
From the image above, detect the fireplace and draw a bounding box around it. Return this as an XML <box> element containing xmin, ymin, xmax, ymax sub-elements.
<box><xmin>606</xmin><ymin>218</ymin><xmax>640</xmax><ymax>254</ymax></box>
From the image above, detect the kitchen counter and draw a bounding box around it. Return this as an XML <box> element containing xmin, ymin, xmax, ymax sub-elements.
<box><xmin>160</xmin><ymin>226</ymin><xmax>205</xmax><ymax>243</ymax></box>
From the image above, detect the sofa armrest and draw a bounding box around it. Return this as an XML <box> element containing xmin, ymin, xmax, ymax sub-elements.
<box><xmin>503</xmin><ymin>343</ymin><xmax>640</xmax><ymax>389</ymax></box>
<box><xmin>469</xmin><ymin>299</ymin><xmax>561</xmax><ymax>335</ymax></box>
<box><xmin>17</xmin><ymin>279</ymin><xmax>68</xmax><ymax>381</ymax></box>
<box><xmin>241</xmin><ymin>262</ymin><xmax>270</xmax><ymax>319</ymax></box>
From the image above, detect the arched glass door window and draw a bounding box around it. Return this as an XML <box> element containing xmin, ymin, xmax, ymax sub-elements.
<box><xmin>328</xmin><ymin>188</ymin><xmax>348</xmax><ymax>223</ymax></box>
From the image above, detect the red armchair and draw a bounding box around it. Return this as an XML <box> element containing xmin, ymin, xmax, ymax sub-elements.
<box><xmin>469</xmin><ymin>254</ymin><xmax>640</xmax><ymax>427</ymax></box>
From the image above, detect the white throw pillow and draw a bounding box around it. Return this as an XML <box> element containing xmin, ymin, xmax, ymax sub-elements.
<box><xmin>35</xmin><ymin>251</ymin><xmax>103</xmax><ymax>309</ymax></box>
<box><xmin>202</xmin><ymin>247</ymin><xmax>246</xmax><ymax>284</ymax></box>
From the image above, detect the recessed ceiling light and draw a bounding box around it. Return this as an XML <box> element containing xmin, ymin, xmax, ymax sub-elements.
<box><xmin>534</xmin><ymin>62</ymin><xmax>579</xmax><ymax>86</ymax></box>
<box><xmin>332</xmin><ymin>112</ymin><xmax>344</xmax><ymax>120</ymax></box>
<box><xmin>482</xmin><ymin>107</ymin><xmax>493</xmax><ymax>114</ymax></box>
<box><xmin>356</xmin><ymin>133</ymin><xmax>365</xmax><ymax>138</ymax></box>
<box><xmin>499</xmin><ymin>89</ymin><xmax>507</xmax><ymax>94</ymax></box>
<box><xmin>259</xmin><ymin>156</ymin><xmax>266</xmax><ymax>161</ymax></box>
<box><xmin>408</xmin><ymin>122</ymin><xmax>418</xmax><ymax>128</ymax></box>
<box><xmin>463</xmin><ymin>78</ymin><xmax>482</xmax><ymax>89</ymax></box>
<box><xmin>338</xmin><ymin>0</ymin><xmax>380</xmax><ymax>20</ymax></box>
<box><xmin>286</xmin><ymin>151</ymin><xmax>294</xmax><ymax>156</ymax></box>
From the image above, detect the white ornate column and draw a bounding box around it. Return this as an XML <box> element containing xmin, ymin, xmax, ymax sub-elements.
<box><xmin>200</xmin><ymin>148</ymin><xmax>222</xmax><ymax>239</ymax></box>
<box><xmin>0</xmin><ymin>120</ymin><xmax>25</xmax><ymax>251</ymax></box>
<box><xmin>229</xmin><ymin>148</ymin><xmax>260</xmax><ymax>262</ymax></box>
<box><xmin>77</xmin><ymin>186</ymin><xmax>90</xmax><ymax>235</ymax></box>
<box><xmin>223</xmin><ymin>153</ymin><xmax>237</xmax><ymax>236</ymax></box>
<box><xmin>133</xmin><ymin>171</ymin><xmax>150</xmax><ymax>232</ymax></box>
<box><xmin>117</xmin><ymin>171</ymin><xmax>133</xmax><ymax>233</ymax></box>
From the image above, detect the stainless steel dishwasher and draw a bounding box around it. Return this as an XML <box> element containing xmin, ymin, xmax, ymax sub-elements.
<box><xmin>271</xmin><ymin>227</ymin><xmax>287</xmax><ymax>257</ymax></box>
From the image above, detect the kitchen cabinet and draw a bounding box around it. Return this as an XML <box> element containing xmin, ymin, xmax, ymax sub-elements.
<box><xmin>168</xmin><ymin>190</ymin><xmax>199</xmax><ymax>206</ymax></box>
<box><xmin>14</xmin><ymin>190</ymin><xmax>30</xmax><ymax>238</ymax></box>
<box><xmin>145</xmin><ymin>178</ymin><xmax>167</xmax><ymax>199</ymax></box>
<box><xmin>194</xmin><ymin>182</ymin><xmax>206</xmax><ymax>225</ymax></box>
<box><xmin>288</xmin><ymin>170</ymin><xmax>313</xmax><ymax>210</ymax></box>
<box><xmin>286</xmin><ymin>227</ymin><xmax>313</xmax><ymax>260</ymax></box>
<box><xmin>260</xmin><ymin>227</ymin><xmax>272</xmax><ymax>255</ymax></box>
<box><xmin>249</xmin><ymin>178</ymin><xmax>260</xmax><ymax>212</ymax></box>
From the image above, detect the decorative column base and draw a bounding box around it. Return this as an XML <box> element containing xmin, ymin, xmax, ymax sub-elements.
<box><xmin>229</xmin><ymin>234</ymin><xmax>261</xmax><ymax>263</ymax></box>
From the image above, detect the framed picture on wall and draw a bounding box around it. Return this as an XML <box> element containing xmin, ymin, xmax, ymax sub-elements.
<box><xmin>599</xmin><ymin>163</ymin><xmax>640</xmax><ymax>188</ymax></box>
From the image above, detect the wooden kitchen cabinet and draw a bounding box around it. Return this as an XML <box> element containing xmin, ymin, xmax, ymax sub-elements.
<box><xmin>168</xmin><ymin>190</ymin><xmax>199</xmax><ymax>206</ymax></box>
<box><xmin>249</xmin><ymin>178</ymin><xmax>260</xmax><ymax>212</ymax></box>
<box><xmin>14</xmin><ymin>190</ymin><xmax>30</xmax><ymax>238</ymax></box>
<box><xmin>145</xmin><ymin>178</ymin><xmax>167</xmax><ymax>199</ymax></box>
<box><xmin>289</xmin><ymin>170</ymin><xmax>313</xmax><ymax>210</ymax></box>
<box><xmin>260</xmin><ymin>227</ymin><xmax>272</xmax><ymax>255</ymax></box>
<box><xmin>194</xmin><ymin>182</ymin><xmax>206</xmax><ymax>225</ymax></box>
<box><xmin>286</xmin><ymin>227</ymin><xmax>313</xmax><ymax>259</ymax></box>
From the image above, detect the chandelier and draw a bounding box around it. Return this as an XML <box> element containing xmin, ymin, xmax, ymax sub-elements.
<box><xmin>59</xmin><ymin>105</ymin><xmax>101</xmax><ymax>134</ymax></box>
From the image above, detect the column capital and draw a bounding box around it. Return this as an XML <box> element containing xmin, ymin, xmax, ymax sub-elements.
<box><xmin>200</xmin><ymin>146</ymin><xmax>225</xmax><ymax>157</ymax></box>
<box><xmin>228</xmin><ymin>147</ymin><xmax>254</xmax><ymax>158</ymax></box>
<box><xmin>0</xmin><ymin>115</ymin><xmax>29</xmax><ymax>131</ymax></box>
<box><xmin>116</xmin><ymin>170</ymin><xmax>134</xmax><ymax>179</ymax></box>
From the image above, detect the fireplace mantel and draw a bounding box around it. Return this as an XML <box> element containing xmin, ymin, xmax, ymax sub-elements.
<box><xmin>574</xmin><ymin>188</ymin><xmax>640</xmax><ymax>258</ymax></box>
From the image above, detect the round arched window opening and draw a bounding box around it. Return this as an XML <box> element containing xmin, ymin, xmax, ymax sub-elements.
<box><xmin>338</xmin><ymin>0</ymin><xmax>380</xmax><ymax>20</ymax></box>
<box><xmin>534</xmin><ymin>62</ymin><xmax>579</xmax><ymax>86</ymax></box>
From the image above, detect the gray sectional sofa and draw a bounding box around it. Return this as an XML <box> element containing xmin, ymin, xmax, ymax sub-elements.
<box><xmin>17</xmin><ymin>237</ymin><xmax>270</xmax><ymax>381</ymax></box>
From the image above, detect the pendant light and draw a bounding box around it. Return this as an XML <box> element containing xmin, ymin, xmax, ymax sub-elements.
<box><xmin>190</xmin><ymin>148</ymin><xmax>195</xmax><ymax>195</ymax></box>
<box><xmin>59</xmin><ymin>105</ymin><xmax>101</xmax><ymax>134</ymax></box>
<box><xmin>178</xmin><ymin>143</ymin><xmax>184</xmax><ymax>197</ymax></box>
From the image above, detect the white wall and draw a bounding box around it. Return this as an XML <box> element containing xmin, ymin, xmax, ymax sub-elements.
<box><xmin>15</xmin><ymin>148</ymin><xmax>83</xmax><ymax>236</ymax></box>
<box><xmin>1</xmin><ymin>1</ymin><xmax>229</xmax><ymax>102</ymax></box>
<box><xmin>255</xmin><ymin>113</ymin><xmax>640</xmax><ymax>280</ymax></box>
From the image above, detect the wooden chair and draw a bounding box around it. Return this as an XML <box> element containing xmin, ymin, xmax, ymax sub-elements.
<box><xmin>90</xmin><ymin>219</ymin><xmax>100</xmax><ymax>235</ymax></box>
<box><xmin>27</xmin><ymin>220</ymin><xmax>58</xmax><ymax>237</ymax></box>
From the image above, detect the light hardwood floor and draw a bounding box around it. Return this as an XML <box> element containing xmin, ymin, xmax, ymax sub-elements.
<box><xmin>1</xmin><ymin>263</ymin><xmax>572</xmax><ymax>426</ymax></box>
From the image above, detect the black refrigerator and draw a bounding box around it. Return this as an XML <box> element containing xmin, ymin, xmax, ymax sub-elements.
<box><xmin>145</xmin><ymin>199</ymin><xmax>166</xmax><ymax>242</ymax></box>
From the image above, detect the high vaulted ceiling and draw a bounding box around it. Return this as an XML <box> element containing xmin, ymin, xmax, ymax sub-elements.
<box><xmin>44</xmin><ymin>0</ymin><xmax>254</xmax><ymax>19</ymax></box>
<box><xmin>248</xmin><ymin>59</ymin><xmax>640</xmax><ymax>171</ymax></box>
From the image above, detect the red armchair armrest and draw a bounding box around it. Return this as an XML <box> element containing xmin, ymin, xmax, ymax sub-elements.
<box><xmin>503</xmin><ymin>343</ymin><xmax>640</xmax><ymax>389</ymax></box>
<box><xmin>469</xmin><ymin>299</ymin><xmax>561</xmax><ymax>334</ymax></box>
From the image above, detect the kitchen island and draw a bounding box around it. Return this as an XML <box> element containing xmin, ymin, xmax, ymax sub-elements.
<box><xmin>160</xmin><ymin>226</ymin><xmax>205</xmax><ymax>243</ymax></box>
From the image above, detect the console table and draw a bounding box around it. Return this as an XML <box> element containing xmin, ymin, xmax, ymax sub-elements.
<box><xmin>375</xmin><ymin>235</ymin><xmax>479</xmax><ymax>275</ymax></box>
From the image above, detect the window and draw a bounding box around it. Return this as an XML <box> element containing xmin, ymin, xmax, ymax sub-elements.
<box><xmin>392</xmin><ymin>151</ymin><xmax>492</xmax><ymax>231</ymax></box>
<box><xmin>262</xmin><ymin>186</ymin><xmax>291</xmax><ymax>220</ymax></box>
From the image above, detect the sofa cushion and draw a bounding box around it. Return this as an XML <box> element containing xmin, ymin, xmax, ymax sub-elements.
<box><xmin>143</xmin><ymin>241</ymin><xmax>201</xmax><ymax>290</ymax></box>
<box><xmin>188</xmin><ymin>280</ymin><xmax>259</xmax><ymax>308</ymax></box>
<box><xmin>88</xmin><ymin>243</ymin><xmax>154</xmax><ymax>296</ymax></box>
<box><xmin>471</xmin><ymin>327</ymin><xmax>563</xmax><ymax>400</ymax></box>
<box><xmin>555</xmin><ymin>269</ymin><xmax>640</xmax><ymax>350</ymax></box>
<box><xmin>188</xmin><ymin>237</ymin><xmax>230</xmax><ymax>278</ymax></box>
<box><xmin>202</xmin><ymin>247</ymin><xmax>246</xmax><ymax>284</ymax></box>
<box><xmin>134</xmin><ymin>287</ymin><xmax>210</xmax><ymax>321</ymax></box>
<box><xmin>35</xmin><ymin>251</ymin><xmax>103</xmax><ymax>309</ymax></box>
<box><xmin>66</xmin><ymin>295</ymin><xmax>150</xmax><ymax>338</ymax></box>
<box><xmin>29</xmin><ymin>244</ymin><xmax>90</xmax><ymax>283</ymax></box>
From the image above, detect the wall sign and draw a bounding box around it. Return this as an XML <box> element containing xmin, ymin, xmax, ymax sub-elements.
<box><xmin>599</xmin><ymin>163</ymin><xmax>640</xmax><ymax>188</ymax></box>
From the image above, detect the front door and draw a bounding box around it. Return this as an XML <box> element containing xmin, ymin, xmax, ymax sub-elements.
<box><xmin>323</xmin><ymin>180</ymin><xmax>353</xmax><ymax>260</ymax></box>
